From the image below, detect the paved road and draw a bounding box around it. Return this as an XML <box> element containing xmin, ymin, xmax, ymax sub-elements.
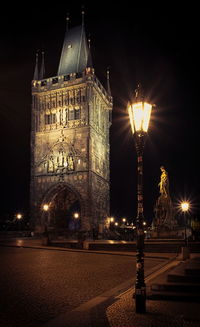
<box><xmin>0</xmin><ymin>246</ymin><xmax>167</xmax><ymax>327</ymax></box>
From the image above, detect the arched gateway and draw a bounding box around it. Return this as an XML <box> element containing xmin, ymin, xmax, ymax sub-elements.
<box><xmin>41</xmin><ymin>184</ymin><xmax>83</xmax><ymax>232</ymax></box>
<box><xmin>30</xmin><ymin>16</ymin><xmax>112</xmax><ymax>236</ymax></box>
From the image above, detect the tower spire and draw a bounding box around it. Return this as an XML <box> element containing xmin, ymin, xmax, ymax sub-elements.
<box><xmin>39</xmin><ymin>51</ymin><xmax>45</xmax><ymax>80</ymax></box>
<box><xmin>88</xmin><ymin>33</ymin><xmax>91</xmax><ymax>49</ymax></box>
<box><xmin>106</xmin><ymin>67</ymin><xmax>111</xmax><ymax>96</ymax></box>
<box><xmin>58</xmin><ymin>15</ymin><xmax>93</xmax><ymax>75</ymax></box>
<box><xmin>81</xmin><ymin>5</ymin><xmax>85</xmax><ymax>26</ymax></box>
<box><xmin>33</xmin><ymin>51</ymin><xmax>39</xmax><ymax>80</ymax></box>
<box><xmin>66</xmin><ymin>13</ymin><xmax>69</xmax><ymax>31</ymax></box>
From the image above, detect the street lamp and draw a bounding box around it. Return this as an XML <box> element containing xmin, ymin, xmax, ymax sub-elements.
<box><xmin>74</xmin><ymin>212</ymin><xmax>80</xmax><ymax>219</ymax></box>
<box><xmin>16</xmin><ymin>213</ymin><xmax>22</xmax><ymax>220</ymax></box>
<box><xmin>181</xmin><ymin>201</ymin><xmax>190</xmax><ymax>245</ymax></box>
<box><xmin>128</xmin><ymin>83</ymin><xmax>152</xmax><ymax>313</ymax></box>
<box><xmin>43</xmin><ymin>204</ymin><xmax>49</xmax><ymax>212</ymax></box>
<box><xmin>73</xmin><ymin>212</ymin><xmax>80</xmax><ymax>231</ymax></box>
<box><xmin>16</xmin><ymin>213</ymin><xmax>23</xmax><ymax>232</ymax></box>
<box><xmin>42</xmin><ymin>204</ymin><xmax>50</xmax><ymax>244</ymax></box>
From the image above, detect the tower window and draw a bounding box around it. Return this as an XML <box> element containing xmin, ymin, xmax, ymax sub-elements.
<box><xmin>45</xmin><ymin>113</ymin><xmax>56</xmax><ymax>125</ymax></box>
<box><xmin>74</xmin><ymin>108</ymin><xmax>81</xmax><ymax>120</ymax></box>
<box><xmin>68</xmin><ymin>108</ymin><xmax>81</xmax><ymax>121</ymax></box>
<box><xmin>41</xmin><ymin>80</ymin><xmax>47</xmax><ymax>87</ymax></box>
<box><xmin>64</xmin><ymin>75</ymin><xmax>70</xmax><ymax>81</ymax></box>
<box><xmin>76</xmin><ymin>72</ymin><xmax>82</xmax><ymax>79</ymax></box>
<box><xmin>68</xmin><ymin>109</ymin><xmax>74</xmax><ymax>120</ymax></box>
<box><xmin>52</xmin><ymin>78</ymin><xmax>58</xmax><ymax>84</ymax></box>
<box><xmin>45</xmin><ymin>114</ymin><xmax>51</xmax><ymax>125</ymax></box>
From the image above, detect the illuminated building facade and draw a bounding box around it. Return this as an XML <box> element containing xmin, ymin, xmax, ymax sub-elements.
<box><xmin>30</xmin><ymin>17</ymin><xmax>112</xmax><ymax>234</ymax></box>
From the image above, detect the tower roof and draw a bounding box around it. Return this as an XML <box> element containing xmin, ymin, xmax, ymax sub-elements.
<box><xmin>33</xmin><ymin>52</ymin><xmax>39</xmax><ymax>80</ymax></box>
<box><xmin>57</xmin><ymin>24</ymin><xmax>92</xmax><ymax>76</ymax></box>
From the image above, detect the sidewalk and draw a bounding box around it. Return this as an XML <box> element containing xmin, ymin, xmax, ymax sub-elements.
<box><xmin>42</xmin><ymin>255</ymin><xmax>200</xmax><ymax>327</ymax></box>
<box><xmin>106</xmin><ymin>255</ymin><xmax>200</xmax><ymax>327</ymax></box>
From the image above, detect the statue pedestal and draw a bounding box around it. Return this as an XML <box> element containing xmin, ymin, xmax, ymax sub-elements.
<box><xmin>151</xmin><ymin>230</ymin><xmax>179</xmax><ymax>239</ymax></box>
<box><xmin>152</xmin><ymin>193</ymin><xmax>178</xmax><ymax>236</ymax></box>
<box><xmin>151</xmin><ymin>226</ymin><xmax>192</xmax><ymax>240</ymax></box>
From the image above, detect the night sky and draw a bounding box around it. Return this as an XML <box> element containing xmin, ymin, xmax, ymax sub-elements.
<box><xmin>0</xmin><ymin>3</ymin><xmax>199</xmax><ymax>224</ymax></box>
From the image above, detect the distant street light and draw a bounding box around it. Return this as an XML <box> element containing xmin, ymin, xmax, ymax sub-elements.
<box><xmin>43</xmin><ymin>204</ymin><xmax>49</xmax><ymax>212</ymax></box>
<box><xmin>128</xmin><ymin>83</ymin><xmax>152</xmax><ymax>314</ymax></box>
<box><xmin>74</xmin><ymin>212</ymin><xmax>80</xmax><ymax>219</ymax></box>
<box><xmin>181</xmin><ymin>202</ymin><xmax>189</xmax><ymax>212</ymax></box>
<box><xmin>181</xmin><ymin>201</ymin><xmax>190</xmax><ymax>245</ymax></box>
<box><xmin>16</xmin><ymin>213</ymin><xmax>23</xmax><ymax>232</ymax></box>
<box><xmin>16</xmin><ymin>213</ymin><xmax>22</xmax><ymax>220</ymax></box>
<box><xmin>73</xmin><ymin>212</ymin><xmax>80</xmax><ymax>231</ymax></box>
<box><xmin>42</xmin><ymin>204</ymin><xmax>50</xmax><ymax>245</ymax></box>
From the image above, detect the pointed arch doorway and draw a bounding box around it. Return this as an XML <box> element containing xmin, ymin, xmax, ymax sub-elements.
<box><xmin>42</xmin><ymin>184</ymin><xmax>82</xmax><ymax>234</ymax></box>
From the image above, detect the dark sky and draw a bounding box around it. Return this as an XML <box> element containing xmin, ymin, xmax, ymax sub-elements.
<box><xmin>0</xmin><ymin>2</ymin><xmax>199</xmax><ymax>223</ymax></box>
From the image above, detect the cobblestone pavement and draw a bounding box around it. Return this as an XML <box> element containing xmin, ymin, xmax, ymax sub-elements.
<box><xmin>0</xmin><ymin>246</ymin><xmax>167</xmax><ymax>327</ymax></box>
<box><xmin>107</xmin><ymin>288</ymin><xmax>200</xmax><ymax>327</ymax></box>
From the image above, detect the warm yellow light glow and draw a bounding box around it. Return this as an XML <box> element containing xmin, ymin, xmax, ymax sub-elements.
<box><xmin>122</xmin><ymin>218</ymin><xmax>126</xmax><ymax>222</ymax></box>
<box><xmin>74</xmin><ymin>212</ymin><xmax>79</xmax><ymax>219</ymax></box>
<box><xmin>115</xmin><ymin>222</ymin><xmax>118</xmax><ymax>226</ymax></box>
<box><xmin>128</xmin><ymin>101</ymin><xmax>152</xmax><ymax>133</ymax></box>
<box><xmin>181</xmin><ymin>202</ymin><xmax>189</xmax><ymax>212</ymax></box>
<box><xmin>110</xmin><ymin>217</ymin><xmax>115</xmax><ymax>223</ymax></box>
<box><xmin>43</xmin><ymin>204</ymin><xmax>49</xmax><ymax>211</ymax></box>
<box><xmin>16</xmin><ymin>213</ymin><xmax>22</xmax><ymax>220</ymax></box>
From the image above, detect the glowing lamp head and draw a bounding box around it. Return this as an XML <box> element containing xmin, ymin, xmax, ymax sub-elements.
<box><xmin>128</xmin><ymin>101</ymin><xmax>152</xmax><ymax>134</ymax></box>
<box><xmin>74</xmin><ymin>212</ymin><xmax>79</xmax><ymax>219</ymax></box>
<box><xmin>181</xmin><ymin>202</ymin><xmax>189</xmax><ymax>212</ymax></box>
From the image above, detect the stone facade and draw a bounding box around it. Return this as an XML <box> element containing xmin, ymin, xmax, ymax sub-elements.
<box><xmin>30</xmin><ymin>68</ymin><xmax>112</xmax><ymax>233</ymax></box>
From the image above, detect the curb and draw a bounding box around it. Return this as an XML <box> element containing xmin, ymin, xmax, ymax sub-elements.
<box><xmin>0</xmin><ymin>242</ymin><xmax>174</xmax><ymax>260</ymax></box>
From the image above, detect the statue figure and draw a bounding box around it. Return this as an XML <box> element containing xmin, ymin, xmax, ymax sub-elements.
<box><xmin>152</xmin><ymin>165</ymin><xmax>177</xmax><ymax>234</ymax></box>
<box><xmin>67</xmin><ymin>155</ymin><xmax>74</xmax><ymax>171</ymax></box>
<box><xmin>158</xmin><ymin>166</ymin><xmax>169</xmax><ymax>198</ymax></box>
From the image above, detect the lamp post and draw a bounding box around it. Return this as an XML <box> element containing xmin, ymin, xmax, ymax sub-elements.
<box><xmin>128</xmin><ymin>84</ymin><xmax>152</xmax><ymax>313</ymax></box>
<box><xmin>181</xmin><ymin>201</ymin><xmax>189</xmax><ymax>246</ymax></box>
<box><xmin>73</xmin><ymin>212</ymin><xmax>80</xmax><ymax>231</ymax></box>
<box><xmin>42</xmin><ymin>204</ymin><xmax>49</xmax><ymax>245</ymax></box>
<box><xmin>16</xmin><ymin>213</ymin><xmax>23</xmax><ymax>232</ymax></box>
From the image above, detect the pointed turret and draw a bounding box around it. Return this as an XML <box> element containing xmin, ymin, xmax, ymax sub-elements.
<box><xmin>57</xmin><ymin>12</ymin><xmax>92</xmax><ymax>76</ymax></box>
<box><xmin>39</xmin><ymin>51</ymin><xmax>45</xmax><ymax>80</ymax></box>
<box><xmin>106</xmin><ymin>67</ymin><xmax>111</xmax><ymax>96</ymax></box>
<box><xmin>33</xmin><ymin>52</ymin><xmax>39</xmax><ymax>80</ymax></box>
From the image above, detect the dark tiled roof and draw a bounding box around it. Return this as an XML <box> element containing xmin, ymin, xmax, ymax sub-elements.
<box><xmin>58</xmin><ymin>25</ymin><xmax>92</xmax><ymax>76</ymax></box>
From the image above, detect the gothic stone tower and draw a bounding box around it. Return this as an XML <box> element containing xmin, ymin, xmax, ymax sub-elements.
<box><xmin>30</xmin><ymin>18</ymin><xmax>113</xmax><ymax>234</ymax></box>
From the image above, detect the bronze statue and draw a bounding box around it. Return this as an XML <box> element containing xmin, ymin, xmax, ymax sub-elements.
<box><xmin>152</xmin><ymin>165</ymin><xmax>177</xmax><ymax>234</ymax></box>
<box><xmin>158</xmin><ymin>166</ymin><xmax>169</xmax><ymax>198</ymax></box>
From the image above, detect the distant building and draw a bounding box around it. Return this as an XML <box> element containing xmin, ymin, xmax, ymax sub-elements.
<box><xmin>30</xmin><ymin>14</ymin><xmax>112</xmax><ymax>234</ymax></box>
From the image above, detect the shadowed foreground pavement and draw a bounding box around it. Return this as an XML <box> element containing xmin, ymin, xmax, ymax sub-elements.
<box><xmin>0</xmin><ymin>239</ymin><xmax>170</xmax><ymax>327</ymax></box>
<box><xmin>1</xmin><ymin>238</ymin><xmax>200</xmax><ymax>327</ymax></box>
